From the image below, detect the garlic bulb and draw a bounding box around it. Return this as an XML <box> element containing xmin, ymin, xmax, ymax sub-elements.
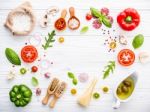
<box><xmin>119</xmin><ymin>35</ymin><xmax>127</xmax><ymax>45</ymax></box>
<box><xmin>139</xmin><ymin>52</ymin><xmax>149</xmax><ymax>64</ymax></box>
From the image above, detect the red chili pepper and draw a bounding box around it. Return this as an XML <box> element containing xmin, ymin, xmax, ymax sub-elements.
<box><xmin>117</xmin><ymin>8</ymin><xmax>140</xmax><ymax>31</ymax></box>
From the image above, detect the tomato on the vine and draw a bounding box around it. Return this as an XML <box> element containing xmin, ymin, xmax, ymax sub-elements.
<box><xmin>21</xmin><ymin>45</ymin><xmax>38</xmax><ymax>63</ymax></box>
<box><xmin>118</xmin><ymin>49</ymin><xmax>135</xmax><ymax>66</ymax></box>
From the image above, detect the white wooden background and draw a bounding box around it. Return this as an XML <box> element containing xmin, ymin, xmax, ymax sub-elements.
<box><xmin>0</xmin><ymin>0</ymin><xmax>150</xmax><ymax>112</ymax></box>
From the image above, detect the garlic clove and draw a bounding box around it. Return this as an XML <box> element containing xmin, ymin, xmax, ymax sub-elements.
<box><xmin>7</xmin><ymin>71</ymin><xmax>15</xmax><ymax>80</ymax></box>
<box><xmin>119</xmin><ymin>35</ymin><xmax>127</xmax><ymax>45</ymax></box>
<box><xmin>39</xmin><ymin>17</ymin><xmax>48</xmax><ymax>28</ymax></box>
<box><xmin>139</xmin><ymin>52</ymin><xmax>150</xmax><ymax>64</ymax></box>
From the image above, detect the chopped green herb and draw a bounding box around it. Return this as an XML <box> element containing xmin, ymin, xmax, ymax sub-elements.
<box><xmin>42</xmin><ymin>30</ymin><xmax>56</xmax><ymax>50</ymax></box>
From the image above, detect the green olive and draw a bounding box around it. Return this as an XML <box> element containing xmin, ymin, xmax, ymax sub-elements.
<box><xmin>117</xmin><ymin>87</ymin><xmax>122</xmax><ymax>95</ymax></box>
<box><xmin>121</xmin><ymin>86</ymin><xmax>129</xmax><ymax>93</ymax></box>
<box><xmin>123</xmin><ymin>80</ymin><xmax>131</xmax><ymax>87</ymax></box>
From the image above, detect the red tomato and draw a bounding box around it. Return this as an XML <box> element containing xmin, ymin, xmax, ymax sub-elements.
<box><xmin>86</xmin><ymin>13</ymin><xmax>92</xmax><ymax>20</ymax></box>
<box><xmin>21</xmin><ymin>45</ymin><xmax>38</xmax><ymax>63</ymax></box>
<box><xmin>31</xmin><ymin>66</ymin><xmax>38</xmax><ymax>72</ymax></box>
<box><xmin>118</xmin><ymin>49</ymin><xmax>135</xmax><ymax>66</ymax></box>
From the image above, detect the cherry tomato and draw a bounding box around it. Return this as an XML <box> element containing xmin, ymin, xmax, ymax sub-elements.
<box><xmin>118</xmin><ymin>49</ymin><xmax>135</xmax><ymax>66</ymax></box>
<box><xmin>31</xmin><ymin>66</ymin><xmax>38</xmax><ymax>72</ymax></box>
<box><xmin>21</xmin><ymin>45</ymin><xmax>38</xmax><ymax>63</ymax></box>
<box><xmin>86</xmin><ymin>13</ymin><xmax>92</xmax><ymax>20</ymax></box>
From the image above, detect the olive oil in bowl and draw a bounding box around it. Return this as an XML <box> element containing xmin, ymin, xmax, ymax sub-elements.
<box><xmin>116</xmin><ymin>77</ymin><xmax>135</xmax><ymax>100</ymax></box>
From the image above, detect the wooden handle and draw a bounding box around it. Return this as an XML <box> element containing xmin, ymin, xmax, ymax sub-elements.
<box><xmin>42</xmin><ymin>93</ymin><xmax>50</xmax><ymax>105</ymax></box>
<box><xmin>49</xmin><ymin>97</ymin><xmax>58</xmax><ymax>108</ymax></box>
<box><xmin>69</xmin><ymin>7</ymin><xmax>75</xmax><ymax>17</ymax></box>
<box><xmin>61</xmin><ymin>9</ymin><xmax>67</xmax><ymax>18</ymax></box>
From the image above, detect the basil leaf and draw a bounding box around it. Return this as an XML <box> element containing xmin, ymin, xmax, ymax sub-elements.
<box><xmin>31</xmin><ymin>77</ymin><xmax>39</xmax><ymax>87</ymax></box>
<box><xmin>132</xmin><ymin>34</ymin><xmax>144</xmax><ymax>49</ymax></box>
<box><xmin>80</xmin><ymin>26</ymin><xmax>89</xmax><ymax>33</ymax></box>
<box><xmin>90</xmin><ymin>7</ymin><xmax>102</xmax><ymax>18</ymax></box>
<box><xmin>68</xmin><ymin>72</ymin><xmax>75</xmax><ymax>79</ymax></box>
<box><xmin>102</xmin><ymin>16</ymin><xmax>112</xmax><ymax>28</ymax></box>
<box><xmin>72</xmin><ymin>78</ymin><xmax>78</xmax><ymax>85</ymax></box>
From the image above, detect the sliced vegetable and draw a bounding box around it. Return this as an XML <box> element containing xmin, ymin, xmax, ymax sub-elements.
<box><xmin>93</xmin><ymin>92</ymin><xmax>100</xmax><ymax>99</ymax></box>
<box><xmin>9</xmin><ymin>84</ymin><xmax>32</xmax><ymax>107</ymax></box>
<box><xmin>103</xmin><ymin>61</ymin><xmax>115</xmax><ymax>79</ymax></box>
<box><xmin>102</xmin><ymin>86</ymin><xmax>109</xmax><ymax>93</ymax></box>
<box><xmin>58</xmin><ymin>37</ymin><xmax>64</xmax><ymax>43</ymax></box>
<box><xmin>21</xmin><ymin>45</ymin><xmax>38</xmax><ymax>63</ymax></box>
<box><xmin>132</xmin><ymin>34</ymin><xmax>144</xmax><ymax>49</ymax></box>
<box><xmin>5</xmin><ymin>48</ymin><xmax>21</xmax><ymax>65</ymax></box>
<box><xmin>20</xmin><ymin>68</ymin><xmax>27</xmax><ymax>75</ymax></box>
<box><xmin>71</xmin><ymin>88</ymin><xmax>77</xmax><ymax>95</ymax></box>
<box><xmin>42</xmin><ymin>30</ymin><xmax>56</xmax><ymax>50</ymax></box>
<box><xmin>31</xmin><ymin>77</ymin><xmax>39</xmax><ymax>87</ymax></box>
<box><xmin>118</xmin><ymin>49</ymin><xmax>135</xmax><ymax>66</ymax></box>
<box><xmin>80</xmin><ymin>26</ymin><xmax>89</xmax><ymax>33</ymax></box>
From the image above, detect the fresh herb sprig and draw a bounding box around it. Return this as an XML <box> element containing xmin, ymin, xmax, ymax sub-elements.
<box><xmin>103</xmin><ymin>61</ymin><xmax>115</xmax><ymax>79</ymax></box>
<box><xmin>42</xmin><ymin>30</ymin><xmax>56</xmax><ymax>50</ymax></box>
<box><xmin>90</xmin><ymin>7</ymin><xmax>112</xmax><ymax>28</ymax></box>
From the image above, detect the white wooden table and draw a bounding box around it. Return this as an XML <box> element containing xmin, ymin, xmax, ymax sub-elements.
<box><xmin>0</xmin><ymin>0</ymin><xmax>150</xmax><ymax>112</ymax></box>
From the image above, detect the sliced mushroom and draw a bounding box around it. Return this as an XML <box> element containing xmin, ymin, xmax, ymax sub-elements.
<box><xmin>46</xmin><ymin>6</ymin><xmax>59</xmax><ymax>16</ymax></box>
<box><xmin>39</xmin><ymin>17</ymin><xmax>48</xmax><ymax>28</ymax></box>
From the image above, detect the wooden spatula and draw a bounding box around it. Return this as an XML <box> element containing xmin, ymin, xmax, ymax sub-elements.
<box><xmin>49</xmin><ymin>81</ymin><xmax>67</xmax><ymax>108</ymax></box>
<box><xmin>42</xmin><ymin>78</ymin><xmax>59</xmax><ymax>105</ymax></box>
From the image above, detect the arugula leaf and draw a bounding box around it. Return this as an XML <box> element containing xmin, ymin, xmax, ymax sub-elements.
<box><xmin>103</xmin><ymin>61</ymin><xmax>115</xmax><ymax>79</ymax></box>
<box><xmin>42</xmin><ymin>30</ymin><xmax>56</xmax><ymax>50</ymax></box>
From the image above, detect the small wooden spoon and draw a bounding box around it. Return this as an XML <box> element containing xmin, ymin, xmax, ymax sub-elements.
<box><xmin>49</xmin><ymin>82</ymin><xmax>67</xmax><ymax>108</ymax></box>
<box><xmin>54</xmin><ymin>9</ymin><xmax>67</xmax><ymax>31</ymax></box>
<box><xmin>68</xmin><ymin>7</ymin><xmax>80</xmax><ymax>30</ymax></box>
<box><xmin>42</xmin><ymin>78</ymin><xmax>59</xmax><ymax>105</ymax></box>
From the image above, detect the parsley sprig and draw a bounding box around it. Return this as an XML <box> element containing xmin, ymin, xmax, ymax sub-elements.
<box><xmin>42</xmin><ymin>30</ymin><xmax>56</xmax><ymax>50</ymax></box>
<box><xmin>103</xmin><ymin>61</ymin><xmax>115</xmax><ymax>79</ymax></box>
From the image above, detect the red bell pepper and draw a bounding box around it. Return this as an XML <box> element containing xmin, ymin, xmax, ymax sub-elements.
<box><xmin>117</xmin><ymin>8</ymin><xmax>140</xmax><ymax>31</ymax></box>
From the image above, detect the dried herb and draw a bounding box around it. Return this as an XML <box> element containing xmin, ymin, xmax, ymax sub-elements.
<box><xmin>103</xmin><ymin>61</ymin><xmax>115</xmax><ymax>79</ymax></box>
<box><xmin>42</xmin><ymin>30</ymin><xmax>56</xmax><ymax>50</ymax></box>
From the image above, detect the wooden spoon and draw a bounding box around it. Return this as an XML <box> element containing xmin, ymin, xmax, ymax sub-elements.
<box><xmin>42</xmin><ymin>78</ymin><xmax>59</xmax><ymax>105</ymax></box>
<box><xmin>54</xmin><ymin>9</ymin><xmax>67</xmax><ymax>31</ymax></box>
<box><xmin>49</xmin><ymin>82</ymin><xmax>67</xmax><ymax>108</ymax></box>
<box><xmin>68</xmin><ymin>7</ymin><xmax>80</xmax><ymax>30</ymax></box>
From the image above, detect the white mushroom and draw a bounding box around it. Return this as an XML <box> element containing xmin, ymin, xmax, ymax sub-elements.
<box><xmin>139</xmin><ymin>52</ymin><xmax>150</xmax><ymax>64</ymax></box>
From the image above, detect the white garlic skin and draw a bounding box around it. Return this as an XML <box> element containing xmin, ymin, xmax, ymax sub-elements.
<box><xmin>139</xmin><ymin>52</ymin><xmax>150</xmax><ymax>64</ymax></box>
